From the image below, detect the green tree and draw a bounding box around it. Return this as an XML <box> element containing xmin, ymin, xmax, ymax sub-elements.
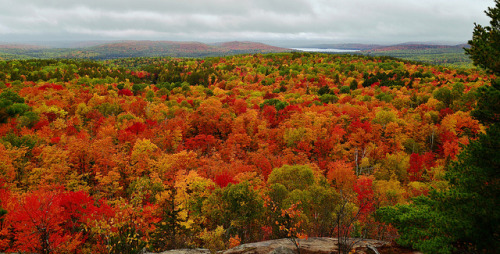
<box><xmin>267</xmin><ymin>165</ymin><xmax>339</xmax><ymax>238</ymax></box>
<box><xmin>0</xmin><ymin>203</ymin><xmax>6</xmax><ymax>226</ymax></box>
<box><xmin>0</xmin><ymin>90</ymin><xmax>27</xmax><ymax>123</ymax></box>
<box><xmin>204</xmin><ymin>182</ymin><xmax>264</xmax><ymax>243</ymax></box>
<box><xmin>376</xmin><ymin>196</ymin><xmax>451</xmax><ymax>254</ymax></box>
<box><xmin>377</xmin><ymin>122</ymin><xmax>499</xmax><ymax>253</ymax></box>
<box><xmin>267</xmin><ymin>165</ymin><xmax>315</xmax><ymax>191</ymax></box>
<box><xmin>471</xmin><ymin>78</ymin><xmax>500</xmax><ymax>124</ymax></box>
<box><xmin>376</xmin><ymin>81</ymin><xmax>500</xmax><ymax>253</ymax></box>
<box><xmin>465</xmin><ymin>0</ymin><xmax>500</xmax><ymax>75</ymax></box>
<box><xmin>378</xmin><ymin>14</ymin><xmax>500</xmax><ymax>250</ymax></box>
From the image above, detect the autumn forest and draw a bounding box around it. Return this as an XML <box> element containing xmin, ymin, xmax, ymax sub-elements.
<box><xmin>0</xmin><ymin>47</ymin><xmax>497</xmax><ymax>254</ymax></box>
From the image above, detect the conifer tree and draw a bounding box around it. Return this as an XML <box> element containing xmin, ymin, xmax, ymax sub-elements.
<box><xmin>465</xmin><ymin>0</ymin><xmax>500</xmax><ymax>75</ymax></box>
<box><xmin>377</xmin><ymin>2</ymin><xmax>500</xmax><ymax>253</ymax></box>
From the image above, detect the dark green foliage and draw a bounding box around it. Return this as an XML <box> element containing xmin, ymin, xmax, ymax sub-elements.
<box><xmin>181</xmin><ymin>82</ymin><xmax>191</xmax><ymax>92</ymax></box>
<box><xmin>108</xmin><ymin>223</ymin><xmax>147</xmax><ymax>254</ymax></box>
<box><xmin>0</xmin><ymin>201</ymin><xmax>6</xmax><ymax>224</ymax></box>
<box><xmin>0</xmin><ymin>90</ymin><xmax>25</xmax><ymax>105</ymax></box>
<box><xmin>96</xmin><ymin>102</ymin><xmax>123</xmax><ymax>117</ymax></box>
<box><xmin>317</xmin><ymin>85</ymin><xmax>331</xmax><ymax>95</ymax></box>
<box><xmin>339</xmin><ymin>85</ymin><xmax>350</xmax><ymax>94</ymax></box>
<box><xmin>267</xmin><ymin>165</ymin><xmax>315</xmax><ymax>191</ymax></box>
<box><xmin>17</xmin><ymin>111</ymin><xmax>39</xmax><ymax>128</ymax></box>
<box><xmin>410</xmin><ymin>94</ymin><xmax>430</xmax><ymax>108</ymax></box>
<box><xmin>150</xmin><ymin>187</ymin><xmax>189</xmax><ymax>251</ymax></box>
<box><xmin>0</xmin><ymin>90</ymin><xmax>32</xmax><ymax>123</ymax></box>
<box><xmin>319</xmin><ymin>94</ymin><xmax>338</xmax><ymax>104</ymax></box>
<box><xmin>465</xmin><ymin>0</ymin><xmax>500</xmax><ymax>75</ymax></box>
<box><xmin>377</xmin><ymin>92</ymin><xmax>500</xmax><ymax>253</ymax></box>
<box><xmin>442</xmin><ymin>124</ymin><xmax>500</xmax><ymax>252</ymax></box>
<box><xmin>377</xmin><ymin>31</ymin><xmax>500</xmax><ymax>250</ymax></box>
<box><xmin>185</xmin><ymin>71</ymin><xmax>210</xmax><ymax>87</ymax></box>
<box><xmin>279</xmin><ymin>83</ymin><xmax>287</xmax><ymax>92</ymax></box>
<box><xmin>205</xmin><ymin>89</ymin><xmax>214</xmax><ymax>97</ymax></box>
<box><xmin>146</xmin><ymin>90</ymin><xmax>155</xmax><ymax>102</ymax></box>
<box><xmin>411</xmin><ymin>71</ymin><xmax>434</xmax><ymax>79</ymax></box>
<box><xmin>362</xmin><ymin>71</ymin><xmax>408</xmax><ymax>88</ymax></box>
<box><xmin>433</xmin><ymin>87</ymin><xmax>453</xmax><ymax>107</ymax></box>
<box><xmin>260</xmin><ymin>99</ymin><xmax>288</xmax><ymax>111</ymax></box>
<box><xmin>471</xmin><ymin>78</ymin><xmax>500</xmax><ymax>124</ymax></box>
<box><xmin>220</xmin><ymin>182</ymin><xmax>264</xmax><ymax>223</ymax></box>
<box><xmin>377</xmin><ymin>119</ymin><xmax>500</xmax><ymax>254</ymax></box>
<box><xmin>6</xmin><ymin>103</ymin><xmax>30</xmax><ymax>116</ymax></box>
<box><xmin>261</xmin><ymin>77</ymin><xmax>275</xmax><ymax>86</ymax></box>
<box><xmin>376</xmin><ymin>196</ymin><xmax>453</xmax><ymax>254</ymax></box>
<box><xmin>375</xmin><ymin>92</ymin><xmax>393</xmax><ymax>103</ymax></box>
<box><xmin>267</xmin><ymin>165</ymin><xmax>338</xmax><ymax>238</ymax></box>
<box><xmin>349</xmin><ymin>79</ymin><xmax>358</xmax><ymax>90</ymax></box>
<box><xmin>205</xmin><ymin>182</ymin><xmax>264</xmax><ymax>242</ymax></box>
<box><xmin>132</xmin><ymin>83</ymin><xmax>147</xmax><ymax>94</ymax></box>
<box><xmin>0</xmin><ymin>204</ymin><xmax>6</xmax><ymax>244</ymax></box>
<box><xmin>1</xmin><ymin>133</ymin><xmax>38</xmax><ymax>150</ymax></box>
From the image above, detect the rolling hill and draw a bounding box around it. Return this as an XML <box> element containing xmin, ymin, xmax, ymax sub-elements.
<box><xmin>0</xmin><ymin>40</ymin><xmax>291</xmax><ymax>60</ymax></box>
<box><xmin>361</xmin><ymin>44</ymin><xmax>472</xmax><ymax>68</ymax></box>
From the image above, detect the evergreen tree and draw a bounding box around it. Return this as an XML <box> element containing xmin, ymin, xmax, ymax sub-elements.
<box><xmin>377</xmin><ymin>120</ymin><xmax>499</xmax><ymax>253</ymax></box>
<box><xmin>465</xmin><ymin>0</ymin><xmax>500</xmax><ymax>75</ymax></box>
<box><xmin>377</xmin><ymin>2</ymin><xmax>500</xmax><ymax>252</ymax></box>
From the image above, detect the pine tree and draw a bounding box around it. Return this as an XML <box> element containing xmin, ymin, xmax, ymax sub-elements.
<box><xmin>377</xmin><ymin>2</ymin><xmax>500</xmax><ymax>252</ymax></box>
<box><xmin>465</xmin><ymin>0</ymin><xmax>500</xmax><ymax>75</ymax></box>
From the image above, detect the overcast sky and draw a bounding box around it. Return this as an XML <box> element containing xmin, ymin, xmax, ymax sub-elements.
<box><xmin>0</xmin><ymin>0</ymin><xmax>494</xmax><ymax>46</ymax></box>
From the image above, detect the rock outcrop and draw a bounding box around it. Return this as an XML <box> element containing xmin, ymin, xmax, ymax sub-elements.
<box><xmin>147</xmin><ymin>237</ymin><xmax>391</xmax><ymax>254</ymax></box>
<box><xmin>222</xmin><ymin>237</ymin><xmax>388</xmax><ymax>254</ymax></box>
<box><xmin>153</xmin><ymin>248</ymin><xmax>211</xmax><ymax>254</ymax></box>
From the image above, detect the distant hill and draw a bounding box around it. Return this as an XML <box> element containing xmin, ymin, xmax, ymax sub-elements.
<box><xmin>213</xmin><ymin>41</ymin><xmax>289</xmax><ymax>52</ymax></box>
<box><xmin>295</xmin><ymin>43</ymin><xmax>469</xmax><ymax>52</ymax></box>
<box><xmin>287</xmin><ymin>42</ymin><xmax>472</xmax><ymax>68</ymax></box>
<box><xmin>0</xmin><ymin>40</ymin><xmax>291</xmax><ymax>60</ymax></box>
<box><xmin>0</xmin><ymin>40</ymin><xmax>474</xmax><ymax>68</ymax></box>
<box><xmin>364</xmin><ymin>43</ymin><xmax>469</xmax><ymax>52</ymax></box>
<box><xmin>304</xmin><ymin>43</ymin><xmax>381</xmax><ymax>51</ymax></box>
<box><xmin>87</xmin><ymin>41</ymin><xmax>222</xmax><ymax>58</ymax></box>
<box><xmin>0</xmin><ymin>43</ymin><xmax>46</xmax><ymax>50</ymax></box>
<box><xmin>361</xmin><ymin>43</ymin><xmax>472</xmax><ymax>68</ymax></box>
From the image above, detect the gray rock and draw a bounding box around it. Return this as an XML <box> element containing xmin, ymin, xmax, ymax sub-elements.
<box><xmin>223</xmin><ymin>237</ymin><xmax>389</xmax><ymax>254</ymax></box>
<box><xmin>148</xmin><ymin>238</ymin><xmax>390</xmax><ymax>254</ymax></box>
<box><xmin>150</xmin><ymin>248</ymin><xmax>211</xmax><ymax>254</ymax></box>
<box><xmin>268</xmin><ymin>246</ymin><xmax>297</xmax><ymax>254</ymax></box>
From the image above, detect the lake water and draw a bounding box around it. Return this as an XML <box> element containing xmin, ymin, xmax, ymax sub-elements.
<box><xmin>291</xmin><ymin>48</ymin><xmax>360</xmax><ymax>53</ymax></box>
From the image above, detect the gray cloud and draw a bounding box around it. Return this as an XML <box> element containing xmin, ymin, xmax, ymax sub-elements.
<box><xmin>0</xmin><ymin>0</ymin><xmax>493</xmax><ymax>44</ymax></box>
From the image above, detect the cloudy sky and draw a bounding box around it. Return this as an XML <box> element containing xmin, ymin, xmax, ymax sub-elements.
<box><xmin>0</xmin><ymin>0</ymin><xmax>494</xmax><ymax>46</ymax></box>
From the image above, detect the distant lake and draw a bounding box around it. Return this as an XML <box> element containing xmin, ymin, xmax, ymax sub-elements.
<box><xmin>291</xmin><ymin>48</ymin><xmax>360</xmax><ymax>53</ymax></box>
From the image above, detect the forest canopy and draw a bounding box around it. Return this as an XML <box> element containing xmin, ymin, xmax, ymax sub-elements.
<box><xmin>0</xmin><ymin>52</ymin><xmax>494</xmax><ymax>253</ymax></box>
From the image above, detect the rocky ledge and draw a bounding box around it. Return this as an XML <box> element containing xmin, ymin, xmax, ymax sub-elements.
<box><xmin>149</xmin><ymin>237</ymin><xmax>415</xmax><ymax>254</ymax></box>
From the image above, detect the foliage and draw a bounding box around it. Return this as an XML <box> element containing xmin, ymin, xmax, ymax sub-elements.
<box><xmin>376</xmin><ymin>196</ymin><xmax>452</xmax><ymax>254</ymax></box>
<box><xmin>378</xmin><ymin>4</ymin><xmax>500</xmax><ymax>252</ymax></box>
<box><xmin>471</xmin><ymin>78</ymin><xmax>500</xmax><ymax>124</ymax></box>
<box><xmin>465</xmin><ymin>0</ymin><xmax>500</xmax><ymax>75</ymax></box>
<box><xmin>267</xmin><ymin>165</ymin><xmax>315</xmax><ymax>191</ymax></box>
<box><xmin>377</xmin><ymin>123</ymin><xmax>500</xmax><ymax>253</ymax></box>
<box><xmin>366</xmin><ymin>46</ymin><xmax>474</xmax><ymax>69</ymax></box>
<box><xmin>204</xmin><ymin>182</ymin><xmax>264</xmax><ymax>243</ymax></box>
<box><xmin>0</xmin><ymin>52</ymin><xmax>492</xmax><ymax>251</ymax></box>
<box><xmin>0</xmin><ymin>41</ymin><xmax>290</xmax><ymax>60</ymax></box>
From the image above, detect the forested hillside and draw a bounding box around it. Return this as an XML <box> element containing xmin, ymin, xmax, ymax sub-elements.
<box><xmin>0</xmin><ymin>53</ymin><xmax>493</xmax><ymax>253</ymax></box>
<box><xmin>0</xmin><ymin>41</ymin><xmax>290</xmax><ymax>60</ymax></box>
<box><xmin>364</xmin><ymin>44</ymin><xmax>473</xmax><ymax>69</ymax></box>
